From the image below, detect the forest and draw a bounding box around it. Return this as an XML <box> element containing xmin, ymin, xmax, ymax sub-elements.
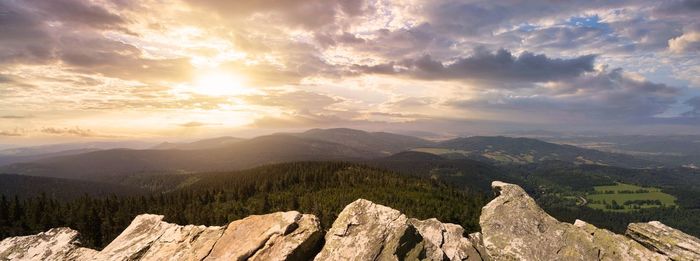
<box><xmin>0</xmin><ymin>162</ymin><xmax>488</xmax><ymax>249</ymax></box>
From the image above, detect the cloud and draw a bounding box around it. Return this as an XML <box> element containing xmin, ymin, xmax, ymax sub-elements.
<box><xmin>244</xmin><ymin>91</ymin><xmax>343</xmax><ymax>112</ymax></box>
<box><xmin>0</xmin><ymin>115</ymin><xmax>30</xmax><ymax>119</ymax></box>
<box><xmin>178</xmin><ymin>121</ymin><xmax>222</xmax><ymax>127</ymax></box>
<box><xmin>683</xmin><ymin>96</ymin><xmax>700</xmax><ymax>118</ymax></box>
<box><xmin>669</xmin><ymin>24</ymin><xmax>700</xmax><ymax>53</ymax></box>
<box><xmin>40</xmin><ymin>126</ymin><xmax>104</xmax><ymax>137</ymax></box>
<box><xmin>447</xmin><ymin>67</ymin><xmax>680</xmax><ymax>122</ymax></box>
<box><xmin>357</xmin><ymin>48</ymin><xmax>595</xmax><ymax>84</ymax></box>
<box><xmin>184</xmin><ymin>0</ymin><xmax>374</xmax><ymax>30</ymax></box>
<box><xmin>0</xmin><ymin>128</ymin><xmax>25</xmax><ymax>136</ymax></box>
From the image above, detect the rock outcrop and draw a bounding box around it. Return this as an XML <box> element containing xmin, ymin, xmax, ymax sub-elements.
<box><xmin>627</xmin><ymin>221</ymin><xmax>700</xmax><ymax>261</ymax></box>
<box><xmin>479</xmin><ymin>181</ymin><xmax>668</xmax><ymax>260</ymax></box>
<box><xmin>0</xmin><ymin>228</ymin><xmax>95</xmax><ymax>261</ymax></box>
<box><xmin>2</xmin><ymin>181</ymin><xmax>700</xmax><ymax>261</ymax></box>
<box><xmin>1</xmin><ymin>212</ymin><xmax>320</xmax><ymax>261</ymax></box>
<box><xmin>314</xmin><ymin>199</ymin><xmax>481</xmax><ymax>261</ymax></box>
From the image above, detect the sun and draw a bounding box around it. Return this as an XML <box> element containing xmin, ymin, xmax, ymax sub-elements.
<box><xmin>193</xmin><ymin>71</ymin><xmax>250</xmax><ymax>96</ymax></box>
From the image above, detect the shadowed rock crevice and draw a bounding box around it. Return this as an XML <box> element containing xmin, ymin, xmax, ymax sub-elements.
<box><xmin>2</xmin><ymin>181</ymin><xmax>699</xmax><ymax>260</ymax></box>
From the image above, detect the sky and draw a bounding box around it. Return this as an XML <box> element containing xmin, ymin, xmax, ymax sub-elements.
<box><xmin>1</xmin><ymin>0</ymin><xmax>700</xmax><ymax>145</ymax></box>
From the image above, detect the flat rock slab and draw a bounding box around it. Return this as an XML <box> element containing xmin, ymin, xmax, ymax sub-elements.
<box><xmin>627</xmin><ymin>221</ymin><xmax>700</xmax><ymax>261</ymax></box>
<box><xmin>0</xmin><ymin>227</ymin><xmax>94</xmax><ymax>261</ymax></box>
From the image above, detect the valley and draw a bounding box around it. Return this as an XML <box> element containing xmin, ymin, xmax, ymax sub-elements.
<box><xmin>1</xmin><ymin>128</ymin><xmax>700</xmax><ymax>250</ymax></box>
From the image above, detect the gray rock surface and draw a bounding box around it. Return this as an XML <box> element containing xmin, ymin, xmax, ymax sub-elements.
<box><xmin>479</xmin><ymin>181</ymin><xmax>668</xmax><ymax>261</ymax></box>
<box><xmin>0</xmin><ymin>227</ymin><xmax>94</xmax><ymax>261</ymax></box>
<box><xmin>315</xmin><ymin>199</ymin><xmax>480</xmax><ymax>261</ymax></box>
<box><xmin>205</xmin><ymin>211</ymin><xmax>321</xmax><ymax>261</ymax></box>
<box><xmin>409</xmin><ymin>218</ymin><xmax>481</xmax><ymax>261</ymax></box>
<box><xmin>627</xmin><ymin>221</ymin><xmax>700</xmax><ymax>261</ymax></box>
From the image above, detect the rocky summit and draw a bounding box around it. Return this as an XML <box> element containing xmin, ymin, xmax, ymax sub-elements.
<box><xmin>2</xmin><ymin>181</ymin><xmax>699</xmax><ymax>261</ymax></box>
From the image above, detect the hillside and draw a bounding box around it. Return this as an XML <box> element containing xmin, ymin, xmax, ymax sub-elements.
<box><xmin>292</xmin><ymin>128</ymin><xmax>435</xmax><ymax>154</ymax></box>
<box><xmin>0</xmin><ymin>162</ymin><xmax>487</xmax><ymax>248</ymax></box>
<box><xmin>367</xmin><ymin>151</ymin><xmax>519</xmax><ymax>192</ymax></box>
<box><xmin>416</xmin><ymin>136</ymin><xmax>660</xmax><ymax>168</ymax></box>
<box><xmin>0</xmin><ymin>174</ymin><xmax>146</xmax><ymax>200</ymax></box>
<box><xmin>150</xmin><ymin>136</ymin><xmax>245</xmax><ymax>150</ymax></box>
<box><xmin>0</xmin><ymin>135</ymin><xmax>378</xmax><ymax>181</ymax></box>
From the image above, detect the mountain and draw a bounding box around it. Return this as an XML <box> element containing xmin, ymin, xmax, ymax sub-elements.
<box><xmin>0</xmin><ymin>141</ymin><xmax>153</xmax><ymax>157</ymax></box>
<box><xmin>422</xmin><ymin>136</ymin><xmax>660</xmax><ymax>168</ymax></box>
<box><xmin>150</xmin><ymin>136</ymin><xmax>245</xmax><ymax>150</ymax></box>
<box><xmin>292</xmin><ymin>128</ymin><xmax>435</xmax><ymax>154</ymax></box>
<box><xmin>3</xmin><ymin>182</ymin><xmax>698</xmax><ymax>260</ymax></box>
<box><xmin>0</xmin><ymin>174</ymin><xmax>146</xmax><ymax>200</ymax></box>
<box><xmin>0</xmin><ymin>148</ymin><xmax>99</xmax><ymax>166</ymax></box>
<box><xmin>0</xmin><ymin>135</ymin><xmax>378</xmax><ymax>181</ymax></box>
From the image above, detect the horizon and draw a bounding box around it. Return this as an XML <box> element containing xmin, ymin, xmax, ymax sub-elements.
<box><xmin>2</xmin><ymin>0</ymin><xmax>700</xmax><ymax>146</ymax></box>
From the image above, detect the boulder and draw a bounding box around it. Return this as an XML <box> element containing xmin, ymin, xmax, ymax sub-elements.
<box><xmin>315</xmin><ymin>199</ymin><xmax>481</xmax><ymax>261</ymax></box>
<box><xmin>0</xmin><ymin>227</ymin><xmax>94</xmax><ymax>261</ymax></box>
<box><xmin>627</xmin><ymin>221</ymin><xmax>700</xmax><ymax>261</ymax></box>
<box><xmin>479</xmin><ymin>181</ymin><xmax>668</xmax><ymax>261</ymax></box>
<box><xmin>314</xmin><ymin>199</ymin><xmax>421</xmax><ymax>260</ymax></box>
<box><xmin>205</xmin><ymin>211</ymin><xmax>322</xmax><ymax>261</ymax></box>
<box><xmin>94</xmin><ymin>214</ymin><xmax>180</xmax><ymax>260</ymax></box>
<box><xmin>409</xmin><ymin>218</ymin><xmax>481</xmax><ymax>261</ymax></box>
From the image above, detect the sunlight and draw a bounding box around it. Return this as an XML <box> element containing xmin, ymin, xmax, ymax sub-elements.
<box><xmin>193</xmin><ymin>71</ymin><xmax>251</xmax><ymax>96</ymax></box>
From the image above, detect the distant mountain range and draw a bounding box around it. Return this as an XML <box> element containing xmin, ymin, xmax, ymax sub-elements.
<box><xmin>0</xmin><ymin>128</ymin><xmax>690</xmax><ymax>183</ymax></box>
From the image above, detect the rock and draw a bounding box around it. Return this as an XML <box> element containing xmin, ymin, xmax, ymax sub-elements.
<box><xmin>468</xmin><ymin>232</ymin><xmax>488</xmax><ymax>261</ymax></box>
<box><xmin>5</xmin><ymin>186</ymin><xmax>700</xmax><ymax>261</ymax></box>
<box><xmin>574</xmin><ymin>220</ymin><xmax>668</xmax><ymax>261</ymax></box>
<box><xmin>0</xmin><ymin>227</ymin><xmax>94</xmax><ymax>260</ymax></box>
<box><xmin>479</xmin><ymin>181</ymin><xmax>668</xmax><ymax>261</ymax></box>
<box><xmin>410</xmin><ymin>218</ymin><xmax>481</xmax><ymax>261</ymax></box>
<box><xmin>139</xmin><ymin>224</ymin><xmax>225</xmax><ymax>261</ymax></box>
<box><xmin>94</xmin><ymin>214</ymin><xmax>178</xmax><ymax>260</ymax></box>
<box><xmin>627</xmin><ymin>221</ymin><xmax>700</xmax><ymax>261</ymax></box>
<box><xmin>314</xmin><ymin>199</ymin><xmax>420</xmax><ymax>260</ymax></box>
<box><xmin>205</xmin><ymin>211</ymin><xmax>322</xmax><ymax>261</ymax></box>
<box><xmin>316</xmin><ymin>199</ymin><xmax>481</xmax><ymax>261</ymax></box>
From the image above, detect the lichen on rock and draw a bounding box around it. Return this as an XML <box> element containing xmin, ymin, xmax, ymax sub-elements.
<box><xmin>627</xmin><ymin>221</ymin><xmax>700</xmax><ymax>261</ymax></box>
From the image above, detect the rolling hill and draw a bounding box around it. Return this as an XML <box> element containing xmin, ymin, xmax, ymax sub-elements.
<box><xmin>0</xmin><ymin>135</ymin><xmax>378</xmax><ymax>181</ymax></box>
<box><xmin>291</xmin><ymin>128</ymin><xmax>435</xmax><ymax>154</ymax></box>
<box><xmin>150</xmin><ymin>136</ymin><xmax>245</xmax><ymax>150</ymax></box>
<box><xmin>414</xmin><ymin>136</ymin><xmax>661</xmax><ymax>168</ymax></box>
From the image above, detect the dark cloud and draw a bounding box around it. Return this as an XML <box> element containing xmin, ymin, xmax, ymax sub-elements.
<box><xmin>426</xmin><ymin>0</ymin><xmax>630</xmax><ymax>35</ymax></box>
<box><xmin>653</xmin><ymin>0</ymin><xmax>700</xmax><ymax>16</ymax></box>
<box><xmin>23</xmin><ymin>0</ymin><xmax>126</xmax><ymax>30</ymax></box>
<box><xmin>357</xmin><ymin>49</ymin><xmax>595</xmax><ymax>84</ymax></box>
<box><xmin>683</xmin><ymin>96</ymin><xmax>700</xmax><ymax>117</ymax></box>
<box><xmin>0</xmin><ymin>0</ymin><xmax>191</xmax><ymax>83</ymax></box>
<box><xmin>448</xmin><ymin>68</ymin><xmax>680</xmax><ymax>121</ymax></box>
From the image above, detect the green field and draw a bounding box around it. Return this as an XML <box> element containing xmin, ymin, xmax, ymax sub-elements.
<box><xmin>586</xmin><ymin>183</ymin><xmax>677</xmax><ymax>212</ymax></box>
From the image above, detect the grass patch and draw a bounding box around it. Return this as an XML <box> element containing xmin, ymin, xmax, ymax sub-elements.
<box><xmin>586</xmin><ymin>182</ymin><xmax>677</xmax><ymax>212</ymax></box>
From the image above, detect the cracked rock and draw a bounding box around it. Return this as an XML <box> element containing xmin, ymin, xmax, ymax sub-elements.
<box><xmin>627</xmin><ymin>221</ymin><xmax>700</xmax><ymax>261</ymax></box>
<box><xmin>479</xmin><ymin>181</ymin><xmax>668</xmax><ymax>261</ymax></box>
